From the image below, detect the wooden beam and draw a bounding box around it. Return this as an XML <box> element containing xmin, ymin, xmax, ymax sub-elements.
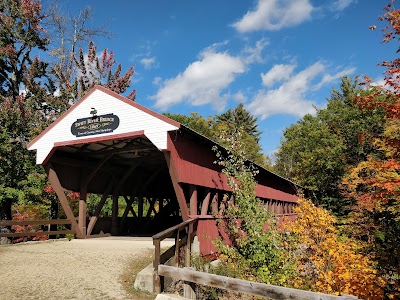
<box><xmin>211</xmin><ymin>192</ymin><xmax>219</xmax><ymax>215</ymax></box>
<box><xmin>146</xmin><ymin>198</ymin><xmax>156</xmax><ymax>218</ymax></box>
<box><xmin>119</xmin><ymin>194</ymin><xmax>137</xmax><ymax>233</ymax></box>
<box><xmin>110</xmin><ymin>162</ymin><xmax>142</xmax><ymax>235</ymax></box>
<box><xmin>200</xmin><ymin>189</ymin><xmax>211</xmax><ymax>216</ymax></box>
<box><xmin>163</xmin><ymin>151</ymin><xmax>189</xmax><ymax>221</ymax></box>
<box><xmin>45</xmin><ymin>164</ymin><xmax>83</xmax><ymax>239</ymax></box>
<box><xmin>111</xmin><ymin>190</ymin><xmax>120</xmax><ymax>235</ymax></box>
<box><xmin>123</xmin><ymin>195</ymin><xmax>137</xmax><ymax>218</ymax></box>
<box><xmin>79</xmin><ymin>169</ymin><xmax>88</xmax><ymax>238</ymax></box>
<box><xmin>189</xmin><ymin>185</ymin><xmax>198</xmax><ymax>216</ymax></box>
<box><xmin>158</xmin><ymin>265</ymin><xmax>358</xmax><ymax>300</ymax></box>
<box><xmin>138</xmin><ymin>197</ymin><xmax>143</xmax><ymax>221</ymax></box>
<box><xmin>85</xmin><ymin>153</ymin><xmax>113</xmax><ymax>185</ymax></box>
<box><xmin>87</xmin><ymin>182</ymin><xmax>113</xmax><ymax>236</ymax></box>
<box><xmin>84</xmin><ymin>144</ymin><xmax>155</xmax><ymax>157</ymax></box>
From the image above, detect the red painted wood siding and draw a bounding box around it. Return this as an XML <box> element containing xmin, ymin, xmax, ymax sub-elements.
<box><xmin>197</xmin><ymin>217</ymin><xmax>231</xmax><ymax>255</ymax></box>
<box><xmin>167</xmin><ymin>131</ymin><xmax>298</xmax><ymax>202</ymax></box>
<box><xmin>196</xmin><ymin>214</ymin><xmax>297</xmax><ymax>256</ymax></box>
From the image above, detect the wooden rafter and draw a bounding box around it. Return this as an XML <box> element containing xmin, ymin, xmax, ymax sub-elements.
<box><xmin>85</xmin><ymin>153</ymin><xmax>113</xmax><ymax>185</ymax></box>
<box><xmin>75</xmin><ymin>143</ymin><xmax>90</xmax><ymax>153</ymax></box>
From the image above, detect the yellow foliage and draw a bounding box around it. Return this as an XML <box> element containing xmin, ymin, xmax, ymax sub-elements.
<box><xmin>285</xmin><ymin>198</ymin><xmax>386</xmax><ymax>300</ymax></box>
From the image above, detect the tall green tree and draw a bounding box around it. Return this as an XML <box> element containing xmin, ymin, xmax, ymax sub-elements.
<box><xmin>275</xmin><ymin>77</ymin><xmax>385</xmax><ymax>215</ymax></box>
<box><xmin>164</xmin><ymin>112</ymin><xmax>215</xmax><ymax>138</ymax></box>
<box><xmin>166</xmin><ymin>104</ymin><xmax>264</xmax><ymax>165</ymax></box>
<box><xmin>216</xmin><ymin>103</ymin><xmax>261</xmax><ymax>143</ymax></box>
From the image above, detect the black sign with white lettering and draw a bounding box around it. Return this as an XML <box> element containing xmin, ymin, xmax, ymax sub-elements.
<box><xmin>71</xmin><ymin>113</ymin><xmax>120</xmax><ymax>137</ymax></box>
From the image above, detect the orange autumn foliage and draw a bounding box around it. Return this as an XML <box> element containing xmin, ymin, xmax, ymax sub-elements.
<box><xmin>285</xmin><ymin>198</ymin><xmax>386</xmax><ymax>300</ymax></box>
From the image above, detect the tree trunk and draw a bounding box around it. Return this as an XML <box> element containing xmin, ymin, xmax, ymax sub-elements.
<box><xmin>0</xmin><ymin>198</ymin><xmax>12</xmax><ymax>245</ymax></box>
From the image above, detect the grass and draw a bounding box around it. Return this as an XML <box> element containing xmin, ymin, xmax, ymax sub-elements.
<box><xmin>120</xmin><ymin>249</ymin><xmax>157</xmax><ymax>300</ymax></box>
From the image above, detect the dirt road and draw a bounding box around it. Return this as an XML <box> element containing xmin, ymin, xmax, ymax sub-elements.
<box><xmin>0</xmin><ymin>237</ymin><xmax>171</xmax><ymax>300</ymax></box>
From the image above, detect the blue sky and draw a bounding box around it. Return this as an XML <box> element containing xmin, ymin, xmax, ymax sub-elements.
<box><xmin>61</xmin><ymin>0</ymin><xmax>395</xmax><ymax>156</ymax></box>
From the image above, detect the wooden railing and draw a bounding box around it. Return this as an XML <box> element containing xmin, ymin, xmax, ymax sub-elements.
<box><xmin>158</xmin><ymin>265</ymin><xmax>358</xmax><ymax>300</ymax></box>
<box><xmin>0</xmin><ymin>219</ymin><xmax>73</xmax><ymax>240</ymax></box>
<box><xmin>152</xmin><ymin>217</ymin><xmax>198</xmax><ymax>294</ymax></box>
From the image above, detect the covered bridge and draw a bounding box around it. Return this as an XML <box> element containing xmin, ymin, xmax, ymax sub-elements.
<box><xmin>27</xmin><ymin>86</ymin><xmax>299</xmax><ymax>255</ymax></box>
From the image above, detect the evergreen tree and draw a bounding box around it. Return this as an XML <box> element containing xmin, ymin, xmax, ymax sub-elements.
<box><xmin>166</xmin><ymin>104</ymin><xmax>265</xmax><ymax>165</ymax></box>
<box><xmin>216</xmin><ymin>103</ymin><xmax>261</xmax><ymax>142</ymax></box>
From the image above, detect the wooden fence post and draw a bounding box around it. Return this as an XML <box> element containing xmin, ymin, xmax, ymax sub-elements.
<box><xmin>183</xmin><ymin>222</ymin><xmax>196</xmax><ymax>299</ymax></box>
<box><xmin>153</xmin><ymin>238</ymin><xmax>161</xmax><ymax>294</ymax></box>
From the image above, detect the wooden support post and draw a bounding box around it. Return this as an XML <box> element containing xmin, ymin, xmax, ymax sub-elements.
<box><xmin>189</xmin><ymin>185</ymin><xmax>198</xmax><ymax>216</ymax></box>
<box><xmin>78</xmin><ymin>197</ymin><xmax>87</xmax><ymax>238</ymax></box>
<box><xmin>79</xmin><ymin>170</ymin><xmax>88</xmax><ymax>238</ymax></box>
<box><xmin>138</xmin><ymin>197</ymin><xmax>143</xmax><ymax>221</ymax></box>
<box><xmin>110</xmin><ymin>163</ymin><xmax>141</xmax><ymax>235</ymax></box>
<box><xmin>163</xmin><ymin>151</ymin><xmax>189</xmax><ymax>220</ymax></box>
<box><xmin>153</xmin><ymin>238</ymin><xmax>161</xmax><ymax>293</ymax></box>
<box><xmin>200</xmin><ymin>189</ymin><xmax>211</xmax><ymax>215</ymax></box>
<box><xmin>45</xmin><ymin>163</ymin><xmax>83</xmax><ymax>238</ymax></box>
<box><xmin>175</xmin><ymin>229</ymin><xmax>180</xmax><ymax>267</ymax></box>
<box><xmin>211</xmin><ymin>192</ymin><xmax>218</xmax><ymax>214</ymax></box>
<box><xmin>87</xmin><ymin>182</ymin><xmax>113</xmax><ymax>236</ymax></box>
<box><xmin>111</xmin><ymin>191</ymin><xmax>119</xmax><ymax>235</ymax></box>
<box><xmin>183</xmin><ymin>222</ymin><xmax>196</xmax><ymax>299</ymax></box>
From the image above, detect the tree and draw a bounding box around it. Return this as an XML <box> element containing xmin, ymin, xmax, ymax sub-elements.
<box><xmin>0</xmin><ymin>0</ymin><xmax>51</xmax><ymax>241</ymax></box>
<box><xmin>164</xmin><ymin>112</ymin><xmax>215</xmax><ymax>139</ymax></box>
<box><xmin>166</xmin><ymin>104</ymin><xmax>265</xmax><ymax>165</ymax></box>
<box><xmin>212</xmin><ymin>130</ymin><xmax>296</xmax><ymax>286</ymax></box>
<box><xmin>69</xmin><ymin>41</ymin><xmax>135</xmax><ymax>101</ymax></box>
<box><xmin>341</xmin><ymin>2</ymin><xmax>400</xmax><ymax>293</ymax></box>
<box><xmin>0</xmin><ymin>0</ymin><xmax>137</xmax><ymax>242</ymax></box>
<box><xmin>45</xmin><ymin>1</ymin><xmax>110</xmax><ymax>85</ymax></box>
<box><xmin>275</xmin><ymin>77</ymin><xmax>385</xmax><ymax>216</ymax></box>
<box><xmin>216</xmin><ymin>103</ymin><xmax>261</xmax><ymax>143</ymax></box>
<box><xmin>44</xmin><ymin>3</ymin><xmax>134</xmax><ymax>113</ymax></box>
<box><xmin>285</xmin><ymin>198</ymin><xmax>386</xmax><ymax>299</ymax></box>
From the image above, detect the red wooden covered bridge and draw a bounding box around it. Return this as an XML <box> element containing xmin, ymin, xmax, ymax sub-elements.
<box><xmin>27</xmin><ymin>86</ymin><xmax>299</xmax><ymax>255</ymax></box>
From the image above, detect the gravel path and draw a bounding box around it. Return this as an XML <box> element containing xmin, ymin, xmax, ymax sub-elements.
<box><xmin>0</xmin><ymin>237</ymin><xmax>173</xmax><ymax>300</ymax></box>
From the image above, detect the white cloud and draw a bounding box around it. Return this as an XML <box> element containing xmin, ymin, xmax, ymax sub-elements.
<box><xmin>248</xmin><ymin>62</ymin><xmax>354</xmax><ymax>119</ymax></box>
<box><xmin>233</xmin><ymin>0</ymin><xmax>313</xmax><ymax>32</ymax></box>
<box><xmin>261</xmin><ymin>64</ymin><xmax>296</xmax><ymax>87</ymax></box>
<box><xmin>140</xmin><ymin>57</ymin><xmax>157</xmax><ymax>69</ymax></box>
<box><xmin>152</xmin><ymin>76</ymin><xmax>162</xmax><ymax>85</ymax></box>
<box><xmin>313</xmin><ymin>67</ymin><xmax>356</xmax><ymax>90</ymax></box>
<box><xmin>242</xmin><ymin>38</ymin><xmax>269</xmax><ymax>64</ymax></box>
<box><xmin>233</xmin><ymin>91</ymin><xmax>247</xmax><ymax>102</ymax></box>
<box><xmin>331</xmin><ymin>0</ymin><xmax>355</xmax><ymax>12</ymax></box>
<box><xmin>151</xmin><ymin>49</ymin><xmax>245</xmax><ymax>110</ymax></box>
<box><xmin>371</xmin><ymin>76</ymin><xmax>385</xmax><ymax>87</ymax></box>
